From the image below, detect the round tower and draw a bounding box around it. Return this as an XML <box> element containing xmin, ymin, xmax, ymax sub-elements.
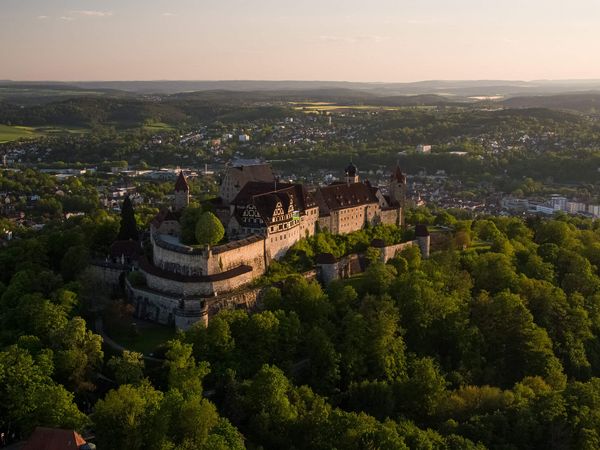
<box><xmin>344</xmin><ymin>162</ymin><xmax>359</xmax><ymax>184</ymax></box>
<box><xmin>174</xmin><ymin>171</ymin><xmax>190</xmax><ymax>211</ymax></box>
<box><xmin>415</xmin><ymin>224</ymin><xmax>430</xmax><ymax>259</ymax></box>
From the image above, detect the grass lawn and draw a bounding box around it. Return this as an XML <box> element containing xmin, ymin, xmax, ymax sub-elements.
<box><xmin>0</xmin><ymin>124</ymin><xmax>40</xmax><ymax>142</ymax></box>
<box><xmin>466</xmin><ymin>240</ymin><xmax>492</xmax><ymax>253</ymax></box>
<box><xmin>105</xmin><ymin>315</ymin><xmax>178</xmax><ymax>355</ymax></box>
<box><xmin>143</xmin><ymin>122</ymin><xmax>175</xmax><ymax>132</ymax></box>
<box><xmin>0</xmin><ymin>124</ymin><xmax>90</xmax><ymax>143</ymax></box>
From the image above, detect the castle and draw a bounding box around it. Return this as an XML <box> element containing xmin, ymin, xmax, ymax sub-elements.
<box><xmin>120</xmin><ymin>161</ymin><xmax>425</xmax><ymax>329</ymax></box>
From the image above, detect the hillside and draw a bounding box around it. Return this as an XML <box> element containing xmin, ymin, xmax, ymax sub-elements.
<box><xmin>501</xmin><ymin>92</ymin><xmax>600</xmax><ymax>113</ymax></box>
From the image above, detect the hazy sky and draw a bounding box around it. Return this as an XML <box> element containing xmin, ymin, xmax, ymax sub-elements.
<box><xmin>2</xmin><ymin>0</ymin><xmax>600</xmax><ymax>82</ymax></box>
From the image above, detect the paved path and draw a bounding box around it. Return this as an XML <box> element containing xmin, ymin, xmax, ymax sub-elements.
<box><xmin>94</xmin><ymin>317</ymin><xmax>163</xmax><ymax>362</ymax></box>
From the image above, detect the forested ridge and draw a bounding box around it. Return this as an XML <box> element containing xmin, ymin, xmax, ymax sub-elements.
<box><xmin>3</xmin><ymin>208</ymin><xmax>600</xmax><ymax>448</ymax></box>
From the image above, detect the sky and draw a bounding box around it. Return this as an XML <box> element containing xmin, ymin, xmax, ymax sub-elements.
<box><xmin>1</xmin><ymin>0</ymin><xmax>600</xmax><ymax>82</ymax></box>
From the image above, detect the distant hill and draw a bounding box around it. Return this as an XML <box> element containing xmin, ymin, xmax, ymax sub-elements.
<box><xmin>6</xmin><ymin>79</ymin><xmax>600</xmax><ymax>97</ymax></box>
<box><xmin>501</xmin><ymin>92</ymin><xmax>600</xmax><ymax>113</ymax></box>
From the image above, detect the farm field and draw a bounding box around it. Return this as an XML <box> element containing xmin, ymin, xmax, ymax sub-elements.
<box><xmin>0</xmin><ymin>124</ymin><xmax>90</xmax><ymax>143</ymax></box>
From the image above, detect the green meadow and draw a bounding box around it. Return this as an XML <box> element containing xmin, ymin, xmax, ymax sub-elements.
<box><xmin>0</xmin><ymin>124</ymin><xmax>90</xmax><ymax>143</ymax></box>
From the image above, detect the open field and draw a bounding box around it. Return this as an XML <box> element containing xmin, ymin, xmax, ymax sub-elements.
<box><xmin>0</xmin><ymin>124</ymin><xmax>91</xmax><ymax>143</ymax></box>
<box><xmin>104</xmin><ymin>314</ymin><xmax>177</xmax><ymax>355</ymax></box>
<box><xmin>142</xmin><ymin>121</ymin><xmax>176</xmax><ymax>132</ymax></box>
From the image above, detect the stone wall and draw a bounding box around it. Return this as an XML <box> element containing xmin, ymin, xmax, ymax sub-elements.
<box><xmin>152</xmin><ymin>233</ymin><xmax>267</xmax><ymax>280</ymax></box>
<box><xmin>127</xmin><ymin>278</ymin><xmax>264</xmax><ymax>330</ymax></box>
<box><xmin>87</xmin><ymin>261</ymin><xmax>126</xmax><ymax>291</ymax></box>
<box><xmin>380</xmin><ymin>207</ymin><xmax>402</xmax><ymax>227</ymax></box>
<box><xmin>142</xmin><ymin>266</ymin><xmax>256</xmax><ymax>297</ymax></box>
<box><xmin>206</xmin><ymin>286</ymin><xmax>263</xmax><ymax>317</ymax></box>
<box><xmin>152</xmin><ymin>234</ymin><xmax>208</xmax><ymax>276</ymax></box>
<box><xmin>208</xmin><ymin>236</ymin><xmax>267</xmax><ymax>277</ymax></box>
<box><xmin>378</xmin><ymin>240</ymin><xmax>416</xmax><ymax>263</ymax></box>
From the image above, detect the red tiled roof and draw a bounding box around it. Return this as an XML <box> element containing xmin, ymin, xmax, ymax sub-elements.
<box><xmin>22</xmin><ymin>427</ymin><xmax>86</xmax><ymax>450</ymax></box>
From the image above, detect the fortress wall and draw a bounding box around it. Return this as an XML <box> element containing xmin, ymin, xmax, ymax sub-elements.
<box><xmin>206</xmin><ymin>286</ymin><xmax>263</xmax><ymax>317</ymax></box>
<box><xmin>128</xmin><ymin>279</ymin><xmax>265</xmax><ymax>330</ymax></box>
<box><xmin>380</xmin><ymin>208</ymin><xmax>402</xmax><ymax>226</ymax></box>
<box><xmin>152</xmin><ymin>235</ymin><xmax>208</xmax><ymax>276</ymax></box>
<box><xmin>207</xmin><ymin>237</ymin><xmax>266</xmax><ymax>276</ymax></box>
<box><xmin>143</xmin><ymin>267</ymin><xmax>256</xmax><ymax>297</ymax></box>
<box><xmin>379</xmin><ymin>240</ymin><xmax>416</xmax><ymax>263</ymax></box>
<box><xmin>128</xmin><ymin>284</ymin><xmax>179</xmax><ymax>325</ymax></box>
<box><xmin>86</xmin><ymin>263</ymin><xmax>124</xmax><ymax>288</ymax></box>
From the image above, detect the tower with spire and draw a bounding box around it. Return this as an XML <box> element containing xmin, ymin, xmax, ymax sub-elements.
<box><xmin>389</xmin><ymin>164</ymin><xmax>407</xmax><ymax>209</ymax></box>
<box><xmin>174</xmin><ymin>171</ymin><xmax>190</xmax><ymax>211</ymax></box>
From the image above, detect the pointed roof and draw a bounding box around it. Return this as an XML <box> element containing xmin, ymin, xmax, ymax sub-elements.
<box><xmin>392</xmin><ymin>165</ymin><xmax>406</xmax><ymax>184</ymax></box>
<box><xmin>175</xmin><ymin>171</ymin><xmax>189</xmax><ymax>192</ymax></box>
<box><xmin>23</xmin><ymin>427</ymin><xmax>87</xmax><ymax>450</ymax></box>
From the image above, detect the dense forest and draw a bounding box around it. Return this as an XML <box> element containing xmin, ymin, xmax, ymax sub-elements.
<box><xmin>4</xmin><ymin>194</ymin><xmax>600</xmax><ymax>448</ymax></box>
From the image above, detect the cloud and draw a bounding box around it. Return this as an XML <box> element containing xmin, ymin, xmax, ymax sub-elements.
<box><xmin>59</xmin><ymin>16</ymin><xmax>75</xmax><ymax>21</ymax></box>
<box><xmin>37</xmin><ymin>15</ymin><xmax>49</xmax><ymax>20</ymax></box>
<box><xmin>70</xmin><ymin>10</ymin><xmax>114</xmax><ymax>17</ymax></box>
<box><xmin>162</xmin><ymin>12</ymin><xmax>177</xmax><ymax>17</ymax></box>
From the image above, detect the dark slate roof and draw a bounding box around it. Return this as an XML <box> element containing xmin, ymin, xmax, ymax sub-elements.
<box><xmin>110</xmin><ymin>240</ymin><xmax>141</xmax><ymax>259</ymax></box>
<box><xmin>253</xmin><ymin>192</ymin><xmax>292</xmax><ymax>224</ymax></box>
<box><xmin>23</xmin><ymin>427</ymin><xmax>87</xmax><ymax>450</ymax></box>
<box><xmin>227</xmin><ymin>164</ymin><xmax>275</xmax><ymax>188</ymax></box>
<box><xmin>392</xmin><ymin>165</ymin><xmax>407</xmax><ymax>184</ymax></box>
<box><xmin>345</xmin><ymin>162</ymin><xmax>358</xmax><ymax>177</ymax></box>
<box><xmin>175</xmin><ymin>171</ymin><xmax>189</xmax><ymax>192</ymax></box>
<box><xmin>232</xmin><ymin>181</ymin><xmax>316</xmax><ymax>211</ymax></box>
<box><xmin>316</xmin><ymin>253</ymin><xmax>337</xmax><ymax>264</ymax></box>
<box><xmin>151</xmin><ymin>208</ymin><xmax>181</xmax><ymax>228</ymax></box>
<box><xmin>415</xmin><ymin>224</ymin><xmax>430</xmax><ymax>237</ymax></box>
<box><xmin>314</xmin><ymin>182</ymin><xmax>379</xmax><ymax>213</ymax></box>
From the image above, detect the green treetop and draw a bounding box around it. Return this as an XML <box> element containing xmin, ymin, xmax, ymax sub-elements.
<box><xmin>195</xmin><ymin>211</ymin><xmax>225</xmax><ymax>247</ymax></box>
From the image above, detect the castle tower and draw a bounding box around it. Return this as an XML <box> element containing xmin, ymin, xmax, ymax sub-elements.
<box><xmin>389</xmin><ymin>165</ymin><xmax>407</xmax><ymax>227</ymax></box>
<box><xmin>415</xmin><ymin>224</ymin><xmax>430</xmax><ymax>259</ymax></box>
<box><xmin>174</xmin><ymin>171</ymin><xmax>190</xmax><ymax>211</ymax></box>
<box><xmin>344</xmin><ymin>162</ymin><xmax>359</xmax><ymax>184</ymax></box>
<box><xmin>389</xmin><ymin>165</ymin><xmax>406</xmax><ymax>206</ymax></box>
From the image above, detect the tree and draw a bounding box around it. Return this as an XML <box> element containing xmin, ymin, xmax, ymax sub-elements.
<box><xmin>180</xmin><ymin>206</ymin><xmax>203</xmax><ymax>245</ymax></box>
<box><xmin>164</xmin><ymin>340</ymin><xmax>210</xmax><ymax>395</ymax></box>
<box><xmin>471</xmin><ymin>291</ymin><xmax>565</xmax><ymax>388</ymax></box>
<box><xmin>195</xmin><ymin>211</ymin><xmax>225</xmax><ymax>247</ymax></box>
<box><xmin>117</xmin><ymin>196</ymin><xmax>138</xmax><ymax>241</ymax></box>
<box><xmin>93</xmin><ymin>381</ymin><xmax>165</xmax><ymax>450</ymax></box>
<box><xmin>108</xmin><ymin>350</ymin><xmax>145</xmax><ymax>385</ymax></box>
<box><xmin>0</xmin><ymin>346</ymin><xmax>86</xmax><ymax>438</ymax></box>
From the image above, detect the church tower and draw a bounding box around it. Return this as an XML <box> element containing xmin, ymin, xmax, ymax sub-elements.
<box><xmin>174</xmin><ymin>171</ymin><xmax>190</xmax><ymax>211</ymax></box>
<box><xmin>344</xmin><ymin>162</ymin><xmax>359</xmax><ymax>184</ymax></box>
